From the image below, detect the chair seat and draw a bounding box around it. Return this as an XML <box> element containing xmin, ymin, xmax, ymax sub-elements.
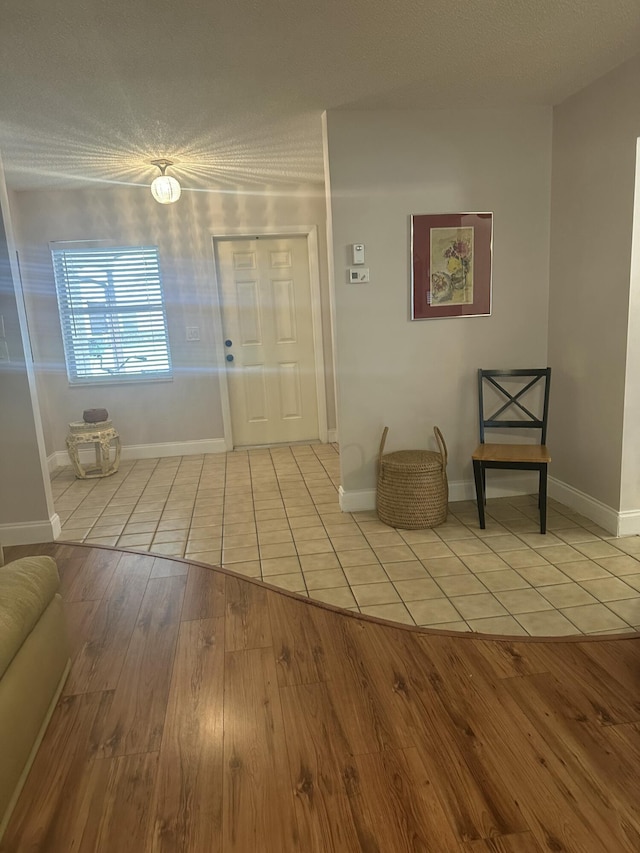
<box><xmin>472</xmin><ymin>443</ymin><xmax>551</xmax><ymax>464</ymax></box>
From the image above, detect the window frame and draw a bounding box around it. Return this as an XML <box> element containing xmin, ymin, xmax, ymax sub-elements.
<box><xmin>51</xmin><ymin>243</ymin><xmax>173</xmax><ymax>386</ymax></box>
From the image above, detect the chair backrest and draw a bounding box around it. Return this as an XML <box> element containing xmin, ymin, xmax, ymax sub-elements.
<box><xmin>478</xmin><ymin>368</ymin><xmax>551</xmax><ymax>445</ymax></box>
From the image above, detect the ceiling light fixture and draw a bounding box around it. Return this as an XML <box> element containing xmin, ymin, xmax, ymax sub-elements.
<box><xmin>150</xmin><ymin>159</ymin><xmax>181</xmax><ymax>204</ymax></box>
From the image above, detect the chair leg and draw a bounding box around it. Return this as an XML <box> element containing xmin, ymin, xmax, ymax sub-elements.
<box><xmin>539</xmin><ymin>466</ymin><xmax>547</xmax><ymax>534</ymax></box>
<box><xmin>473</xmin><ymin>460</ymin><xmax>486</xmax><ymax>529</ymax></box>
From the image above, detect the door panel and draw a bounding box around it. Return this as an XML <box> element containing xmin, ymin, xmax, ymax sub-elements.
<box><xmin>244</xmin><ymin>364</ymin><xmax>268</xmax><ymax>423</ymax></box>
<box><xmin>278</xmin><ymin>362</ymin><xmax>302</xmax><ymax>419</ymax></box>
<box><xmin>272</xmin><ymin>280</ymin><xmax>296</xmax><ymax>343</ymax></box>
<box><xmin>237</xmin><ymin>281</ymin><xmax>262</xmax><ymax>345</ymax></box>
<box><xmin>216</xmin><ymin>236</ymin><xmax>320</xmax><ymax>447</ymax></box>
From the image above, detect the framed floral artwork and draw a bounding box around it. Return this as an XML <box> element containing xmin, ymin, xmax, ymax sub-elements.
<box><xmin>410</xmin><ymin>212</ymin><xmax>493</xmax><ymax>320</ymax></box>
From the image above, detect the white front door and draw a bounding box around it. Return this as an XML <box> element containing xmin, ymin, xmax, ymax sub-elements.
<box><xmin>215</xmin><ymin>236</ymin><xmax>320</xmax><ymax>447</ymax></box>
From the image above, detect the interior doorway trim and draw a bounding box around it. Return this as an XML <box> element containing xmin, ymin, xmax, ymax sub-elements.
<box><xmin>210</xmin><ymin>226</ymin><xmax>329</xmax><ymax>450</ymax></box>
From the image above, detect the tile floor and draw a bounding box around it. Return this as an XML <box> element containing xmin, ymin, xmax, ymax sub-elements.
<box><xmin>51</xmin><ymin>443</ymin><xmax>640</xmax><ymax>636</ymax></box>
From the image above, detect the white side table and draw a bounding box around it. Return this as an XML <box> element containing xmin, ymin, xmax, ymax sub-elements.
<box><xmin>66</xmin><ymin>420</ymin><xmax>121</xmax><ymax>479</ymax></box>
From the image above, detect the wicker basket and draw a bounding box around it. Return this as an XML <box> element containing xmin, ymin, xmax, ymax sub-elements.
<box><xmin>376</xmin><ymin>426</ymin><xmax>448</xmax><ymax>529</ymax></box>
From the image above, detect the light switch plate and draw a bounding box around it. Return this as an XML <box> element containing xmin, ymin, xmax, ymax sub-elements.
<box><xmin>186</xmin><ymin>326</ymin><xmax>200</xmax><ymax>341</ymax></box>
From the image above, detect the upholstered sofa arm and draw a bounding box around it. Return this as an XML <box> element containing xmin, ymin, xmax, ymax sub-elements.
<box><xmin>0</xmin><ymin>555</ymin><xmax>69</xmax><ymax>841</ymax></box>
<box><xmin>0</xmin><ymin>556</ymin><xmax>61</xmax><ymax>678</ymax></box>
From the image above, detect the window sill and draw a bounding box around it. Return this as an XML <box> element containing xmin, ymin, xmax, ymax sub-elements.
<box><xmin>68</xmin><ymin>376</ymin><xmax>174</xmax><ymax>388</ymax></box>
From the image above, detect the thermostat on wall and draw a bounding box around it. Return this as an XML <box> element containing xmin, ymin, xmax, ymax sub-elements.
<box><xmin>348</xmin><ymin>267</ymin><xmax>370</xmax><ymax>283</ymax></box>
<box><xmin>352</xmin><ymin>243</ymin><xmax>365</xmax><ymax>264</ymax></box>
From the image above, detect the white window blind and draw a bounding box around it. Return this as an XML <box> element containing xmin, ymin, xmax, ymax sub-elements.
<box><xmin>52</xmin><ymin>245</ymin><xmax>173</xmax><ymax>384</ymax></box>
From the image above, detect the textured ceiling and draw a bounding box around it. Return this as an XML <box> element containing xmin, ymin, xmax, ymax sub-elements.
<box><xmin>1</xmin><ymin>0</ymin><xmax>639</xmax><ymax>191</ymax></box>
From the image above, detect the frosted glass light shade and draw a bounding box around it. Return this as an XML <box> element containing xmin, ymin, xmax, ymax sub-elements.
<box><xmin>151</xmin><ymin>174</ymin><xmax>181</xmax><ymax>204</ymax></box>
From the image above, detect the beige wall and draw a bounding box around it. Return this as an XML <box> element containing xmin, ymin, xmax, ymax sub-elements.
<box><xmin>11</xmin><ymin>183</ymin><xmax>334</xmax><ymax>457</ymax></box>
<box><xmin>324</xmin><ymin>108</ymin><xmax>553</xmax><ymax>496</ymax></box>
<box><xmin>623</xmin><ymin>139</ymin><xmax>640</xmax><ymax>513</ymax></box>
<box><xmin>549</xmin><ymin>53</ymin><xmax>640</xmax><ymax>512</ymax></box>
<box><xmin>0</xmin><ymin>164</ymin><xmax>54</xmax><ymax>535</ymax></box>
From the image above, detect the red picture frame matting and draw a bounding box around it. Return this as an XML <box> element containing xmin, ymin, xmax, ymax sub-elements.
<box><xmin>411</xmin><ymin>212</ymin><xmax>493</xmax><ymax>320</ymax></box>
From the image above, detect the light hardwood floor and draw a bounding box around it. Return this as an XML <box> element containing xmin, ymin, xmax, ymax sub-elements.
<box><xmin>3</xmin><ymin>542</ymin><xmax>640</xmax><ymax>852</ymax></box>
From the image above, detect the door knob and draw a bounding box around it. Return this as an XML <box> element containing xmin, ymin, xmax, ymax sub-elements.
<box><xmin>226</xmin><ymin>354</ymin><xmax>234</xmax><ymax>362</ymax></box>
<box><xmin>225</xmin><ymin>339</ymin><xmax>232</xmax><ymax>347</ymax></box>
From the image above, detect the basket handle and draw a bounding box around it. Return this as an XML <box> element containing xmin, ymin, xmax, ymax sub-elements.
<box><xmin>378</xmin><ymin>426</ymin><xmax>389</xmax><ymax>469</ymax></box>
<box><xmin>433</xmin><ymin>426</ymin><xmax>448</xmax><ymax>479</ymax></box>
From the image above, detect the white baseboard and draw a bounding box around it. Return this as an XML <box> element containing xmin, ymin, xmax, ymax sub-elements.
<box><xmin>120</xmin><ymin>438</ymin><xmax>228</xmax><ymax>461</ymax></box>
<box><xmin>448</xmin><ymin>473</ymin><xmax>539</xmax><ymax>503</ymax></box>
<box><xmin>47</xmin><ymin>438</ymin><xmax>228</xmax><ymax>472</ymax></box>
<box><xmin>338</xmin><ymin>486</ymin><xmax>376</xmax><ymax>512</ymax></box>
<box><xmin>617</xmin><ymin>511</ymin><xmax>640</xmax><ymax>537</ymax></box>
<box><xmin>333</xmin><ymin>475</ymin><xmax>640</xmax><ymax>537</ymax></box>
<box><xmin>0</xmin><ymin>513</ymin><xmax>61</xmax><ymax>546</ymax></box>
<box><xmin>339</xmin><ymin>474</ymin><xmax>539</xmax><ymax>514</ymax></box>
<box><xmin>327</xmin><ymin>429</ymin><xmax>338</xmax><ymax>443</ymax></box>
<box><xmin>548</xmin><ymin>477</ymin><xmax>624</xmax><ymax>536</ymax></box>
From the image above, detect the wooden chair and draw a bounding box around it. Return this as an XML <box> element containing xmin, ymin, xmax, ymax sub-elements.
<box><xmin>472</xmin><ymin>368</ymin><xmax>551</xmax><ymax>533</ymax></box>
